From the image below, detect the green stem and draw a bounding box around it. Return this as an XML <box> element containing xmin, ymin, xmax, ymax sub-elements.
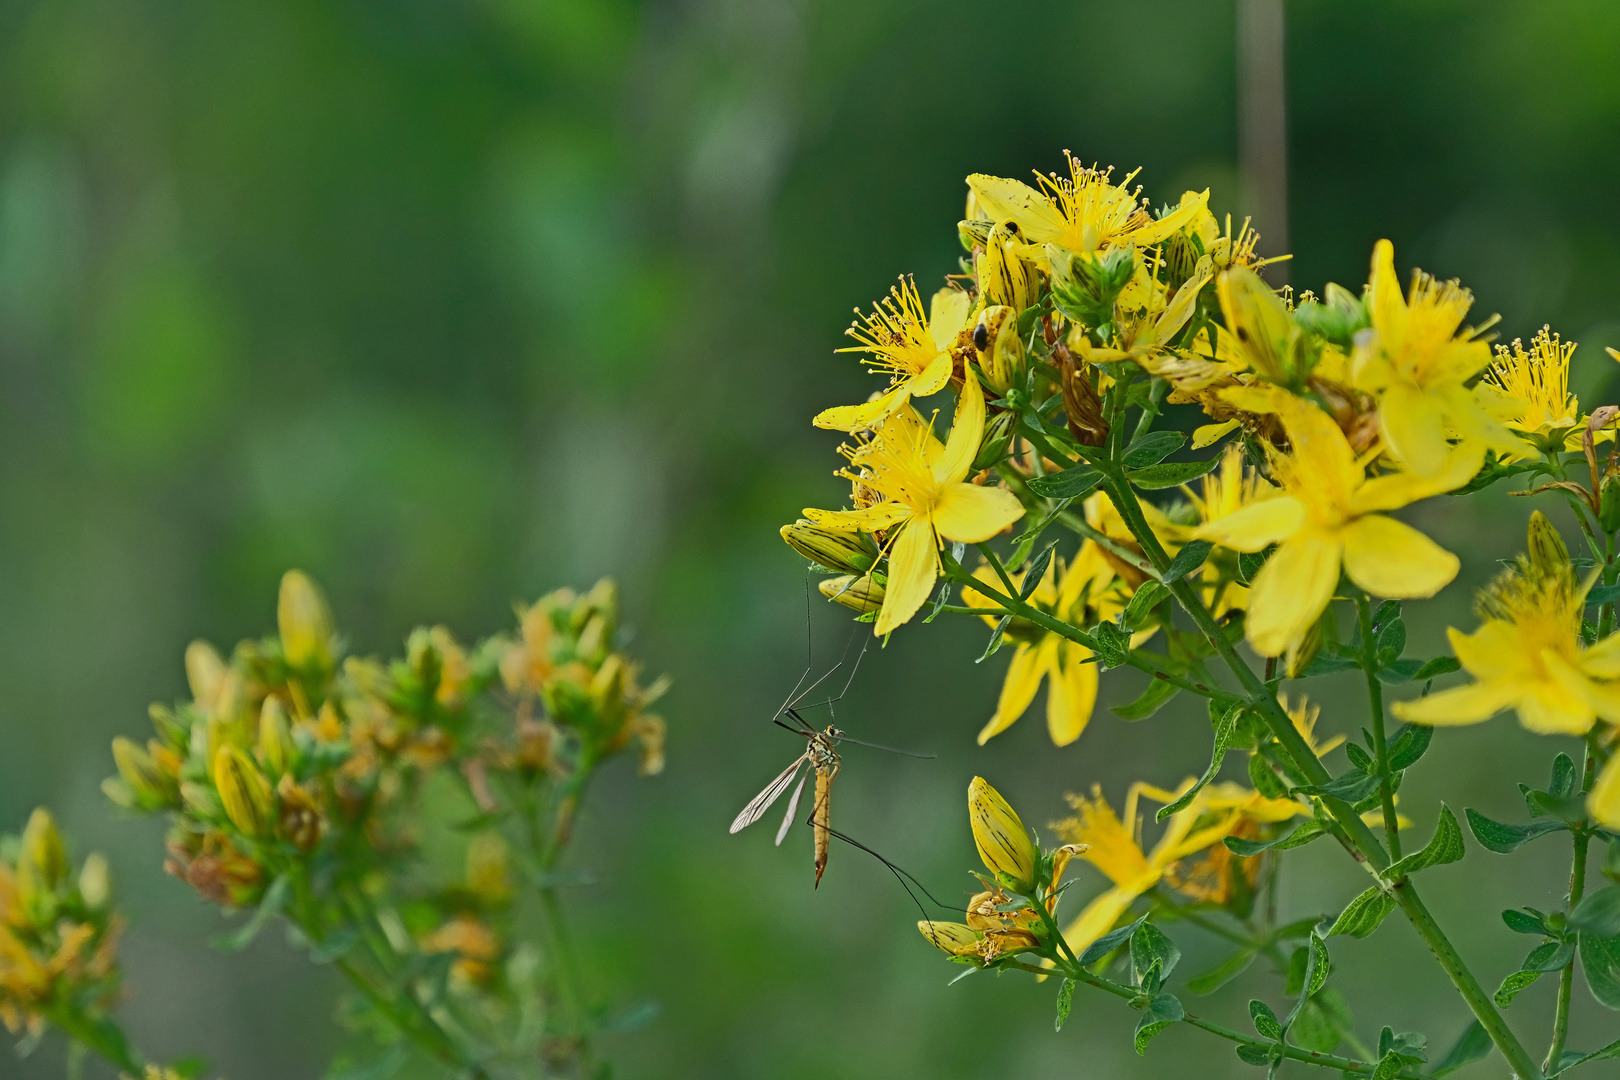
<box><xmin>1355</xmin><ymin>593</ymin><xmax>1402</xmax><ymax>860</ymax></box>
<box><xmin>1100</xmin><ymin>470</ymin><xmax>1546</xmax><ymax>1080</ymax></box>
<box><xmin>528</xmin><ymin>765</ymin><xmax>597</xmax><ymax>1075</ymax></box>
<box><xmin>1544</xmin><ymin>828</ymin><xmax>1590</xmax><ymax>1074</ymax></box>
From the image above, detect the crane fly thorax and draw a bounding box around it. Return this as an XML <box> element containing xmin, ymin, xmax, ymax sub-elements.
<box><xmin>809</xmin><ymin>729</ymin><xmax>842</xmax><ymax>771</ymax></box>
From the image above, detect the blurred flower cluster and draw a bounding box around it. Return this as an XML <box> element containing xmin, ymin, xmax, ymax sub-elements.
<box><xmin>4</xmin><ymin>571</ymin><xmax>668</xmax><ymax>1078</ymax></box>
<box><xmin>782</xmin><ymin>153</ymin><xmax>1620</xmax><ymax>1078</ymax></box>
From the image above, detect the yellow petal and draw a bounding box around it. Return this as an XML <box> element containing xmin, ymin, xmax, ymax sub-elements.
<box><xmin>1391</xmin><ymin>680</ymin><xmax>1518</xmax><ymax>725</ymax></box>
<box><xmin>1379</xmin><ymin>381</ymin><xmax>1452</xmax><ymax>478</ymax></box>
<box><xmin>804</xmin><ymin>503</ymin><xmax>912</xmax><ymax>533</ymax></box>
<box><xmin>929</xmin><ymin>288</ymin><xmax>972</xmax><ymax>352</ymax></box>
<box><xmin>873</xmin><ymin>518</ymin><xmax>938</xmax><ymax>636</ymax></box>
<box><xmin>968</xmin><ymin>776</ymin><xmax>1038</xmax><ymax>890</ymax></box>
<box><xmin>1449</xmin><ymin>621</ymin><xmax>1521</xmax><ymax>678</ymax></box>
<box><xmin>1245</xmin><ymin>533</ymin><xmax>1343</xmax><ymax>657</ymax></box>
<box><xmin>935</xmin><ymin>365</ymin><xmax>985</xmax><ymax>485</ymax></box>
<box><xmin>1061</xmin><ymin>886</ymin><xmax>1140</xmax><ymax>957</ymax></box>
<box><xmin>1275</xmin><ymin>395</ymin><xmax>1360</xmax><ymax>497</ymax></box>
<box><xmin>1516</xmin><ymin>676</ymin><xmax>1595</xmax><ymax>736</ymax></box>
<box><xmin>1349</xmin><ymin>443</ymin><xmax>1485</xmax><ymax>513</ymax></box>
<box><xmin>1131</xmin><ymin>188</ymin><xmax>1210</xmax><ymax>248</ymax></box>
<box><xmin>965</xmin><ymin>174</ymin><xmax>1064</xmax><ymax>245</ymax></box>
<box><xmin>1193</xmin><ymin>495</ymin><xmax>1304</xmax><ymax>552</ymax></box>
<box><xmin>1047</xmin><ymin>641</ymin><xmax>1098</xmax><ymax>747</ymax></box>
<box><xmin>813</xmin><ymin>382</ymin><xmax>910</xmax><ymax>432</ymax></box>
<box><xmin>932</xmin><ymin>483</ymin><xmax>1024</xmax><ymax>543</ymax></box>
<box><xmin>1192</xmin><ymin>419</ymin><xmax>1240</xmax><ymax>449</ymax></box>
<box><xmin>1367</xmin><ymin>239</ymin><xmax>1407</xmax><ymax>351</ymax></box>
<box><xmin>1340</xmin><ymin>514</ymin><xmax>1459</xmax><ymax>599</ymax></box>
<box><xmin>918</xmin><ymin>920</ymin><xmax>982</xmax><ymax>955</ymax></box>
<box><xmin>1587</xmin><ymin>755</ymin><xmax>1620</xmax><ymax>829</ymax></box>
<box><xmin>908</xmin><ymin>349</ymin><xmax>954</xmax><ymax>399</ymax></box>
<box><xmin>1579</xmin><ymin>632</ymin><xmax>1620</xmax><ymax>679</ymax></box>
<box><xmin>978</xmin><ymin>644</ymin><xmax>1045</xmax><ymax>744</ymax></box>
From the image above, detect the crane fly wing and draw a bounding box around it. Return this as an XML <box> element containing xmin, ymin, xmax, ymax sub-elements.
<box><xmin>774</xmin><ymin>772</ymin><xmax>808</xmax><ymax>846</ymax></box>
<box><xmin>729</xmin><ymin>754</ymin><xmax>807</xmax><ymax>834</ymax></box>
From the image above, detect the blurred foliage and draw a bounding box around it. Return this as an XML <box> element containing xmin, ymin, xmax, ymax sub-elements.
<box><xmin>0</xmin><ymin>0</ymin><xmax>1618</xmax><ymax>1077</ymax></box>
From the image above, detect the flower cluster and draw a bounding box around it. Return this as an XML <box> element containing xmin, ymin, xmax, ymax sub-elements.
<box><xmin>95</xmin><ymin>571</ymin><xmax>665</xmax><ymax>1076</ymax></box>
<box><xmin>783</xmin><ymin>154</ymin><xmax>1620</xmax><ymax>1077</ymax></box>
<box><xmin>0</xmin><ymin>810</ymin><xmax>123</xmax><ymax>1048</ymax></box>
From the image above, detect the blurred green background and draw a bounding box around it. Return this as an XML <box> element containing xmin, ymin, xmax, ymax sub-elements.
<box><xmin>3</xmin><ymin>0</ymin><xmax>1619</xmax><ymax>1076</ymax></box>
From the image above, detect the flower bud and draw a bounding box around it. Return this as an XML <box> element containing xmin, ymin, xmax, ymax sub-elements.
<box><xmin>258</xmin><ymin>697</ymin><xmax>295</xmax><ymax>776</ymax></box>
<box><xmin>590</xmin><ymin>653</ymin><xmax>627</xmax><ymax>723</ymax></box>
<box><xmin>918</xmin><ymin>920</ymin><xmax>983</xmax><ymax>956</ymax></box>
<box><xmin>1602</xmin><ymin>476</ymin><xmax>1620</xmax><ymax>535</ymax></box>
<box><xmin>78</xmin><ymin>852</ymin><xmax>111</xmax><ymax>911</ymax></box>
<box><xmin>979</xmin><ymin>221</ymin><xmax>1038</xmax><ymax>312</ymax></box>
<box><xmin>1527</xmin><ymin>511</ymin><xmax>1570</xmax><ymax>578</ymax></box>
<box><xmin>17</xmin><ymin>807</ymin><xmax>68</xmax><ymax>910</ymax></box>
<box><xmin>974</xmin><ymin>305</ymin><xmax>1025</xmax><ymax>395</ymax></box>
<box><xmin>819</xmin><ymin>574</ymin><xmax>885</xmax><ymax>614</ymax></box>
<box><xmin>1056</xmin><ymin>341</ymin><xmax>1108</xmax><ymax>447</ymax></box>
<box><xmin>578</xmin><ymin>578</ymin><xmax>619</xmax><ymax>633</ymax></box>
<box><xmin>214</xmin><ymin>746</ymin><xmax>273</xmax><ymax>837</ymax></box>
<box><xmin>185</xmin><ymin>640</ymin><xmax>227</xmax><ymax>711</ymax></box>
<box><xmin>972</xmin><ymin>409</ymin><xmax>1018</xmax><ymax>473</ymax></box>
<box><xmin>968</xmin><ymin>777</ymin><xmax>1037</xmax><ymax>894</ymax></box>
<box><xmin>780</xmin><ymin>519</ymin><xmax>878</xmax><ymax>575</ymax></box>
<box><xmin>278</xmin><ymin>570</ymin><xmax>334</xmax><ymax>670</ymax></box>
<box><xmin>113</xmin><ymin>736</ymin><xmax>176</xmax><ymax>807</ymax></box>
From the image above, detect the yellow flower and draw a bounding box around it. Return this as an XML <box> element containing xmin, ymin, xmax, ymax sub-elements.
<box><xmin>1393</xmin><ymin>512</ymin><xmax>1620</xmax><ymax>736</ymax></box>
<box><xmin>1481</xmin><ymin>326</ymin><xmax>1603</xmax><ymax>456</ymax></box>
<box><xmin>1591</xmin><ymin>751</ymin><xmax>1620</xmax><ymax>830</ymax></box>
<box><xmin>807</xmin><ymin>369</ymin><xmax>1024</xmax><ymax>635</ymax></box>
<box><xmin>965</xmin><ymin>543</ymin><xmax>1120</xmax><ymax>746</ymax></box>
<box><xmin>1182</xmin><ymin>445</ymin><xmax>1281</xmax><ymax>615</ymax></box>
<box><xmin>1050</xmin><ymin>780</ymin><xmax>1242</xmax><ymax>953</ymax></box>
<box><xmin>815</xmin><ymin>278</ymin><xmax>972</xmax><ymax>432</ymax></box>
<box><xmin>1194</xmin><ymin>390</ymin><xmax>1471</xmax><ymax>656</ymax></box>
<box><xmin>967</xmin><ymin>153</ymin><xmax>1208</xmax><ymax>261</ymax></box>
<box><xmin>1349</xmin><ymin>240</ymin><xmax>1519</xmax><ymax>476</ymax></box>
<box><xmin>968</xmin><ymin>776</ymin><xmax>1038</xmax><ymax>893</ymax></box>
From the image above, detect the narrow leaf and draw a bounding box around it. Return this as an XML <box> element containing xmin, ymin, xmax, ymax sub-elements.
<box><xmin>211</xmin><ymin>875</ymin><xmax>290</xmax><ymax>953</ymax></box>
<box><xmin>1328</xmin><ymin>886</ymin><xmax>1396</xmax><ymax>939</ymax></box>
<box><xmin>1570</xmin><ymin>885</ymin><xmax>1620</xmax><ymax>938</ymax></box>
<box><xmin>1385</xmin><ymin>723</ymin><xmax>1434</xmax><ymax>772</ymax></box>
<box><xmin>1547</xmin><ymin>1034</ymin><xmax>1620</xmax><ymax>1076</ymax></box>
<box><xmin>1127</xmin><ymin>458</ymin><xmax>1222</xmax><ymax>489</ymax></box>
<box><xmin>1580</xmin><ymin>931</ymin><xmax>1620</xmax><ymax>1009</ymax></box>
<box><xmin>1465</xmin><ymin>807</ymin><xmax>1567</xmax><ymax>854</ymax></box>
<box><xmin>1162</xmin><ymin>540</ymin><xmax>1214</xmax><ymax>584</ymax></box>
<box><xmin>1248</xmin><ymin>999</ymin><xmax>1283</xmax><ymax>1041</ymax></box>
<box><xmin>1295</xmin><ymin>770</ymin><xmax>1383</xmax><ymax>804</ymax></box>
<box><xmin>1020</xmin><ymin>540</ymin><xmax>1060</xmax><ymax>600</ymax></box>
<box><xmin>1412</xmin><ymin>655</ymin><xmax>1462</xmax><ymax>681</ymax></box>
<box><xmin>1494</xmin><ymin>968</ymin><xmax>1544</xmax><ymax>1008</ymax></box>
<box><xmin>1383</xmin><ymin>804</ymin><xmax>1465</xmax><ymax>879</ymax></box>
<box><xmin>1501</xmin><ymin>908</ymin><xmax>1550</xmax><ymax>936</ymax></box>
<box><xmin>1055</xmin><ymin>977</ymin><xmax>1076</xmax><ymax>1032</ymax></box>
<box><xmin>1133</xmin><ymin>993</ymin><xmax>1184</xmax><ymax>1054</ymax></box>
<box><xmin>1078</xmin><ymin>914</ymin><xmax>1148</xmax><ymax>967</ymax></box>
<box><xmin>1123</xmin><ymin>431</ymin><xmax>1186</xmax><ymax>468</ymax></box>
<box><xmin>1027</xmin><ymin>466</ymin><xmax>1103</xmax><ymax>500</ymax></box>
<box><xmin>1187</xmin><ymin>949</ymin><xmax>1259</xmax><ymax>996</ymax></box>
<box><xmin>1429</xmin><ymin>1020</ymin><xmax>1492</xmax><ymax>1079</ymax></box>
<box><xmin>1522</xmin><ymin>940</ymin><xmax>1576</xmax><ymax>973</ymax></box>
<box><xmin>1224</xmin><ymin>820</ymin><xmax>1326</xmax><ymax>857</ymax></box>
<box><xmin>1112</xmin><ymin>677</ymin><xmax>1182</xmax><ymax>722</ymax></box>
<box><xmin>1156</xmin><ymin>705</ymin><xmax>1241</xmax><ymax>821</ymax></box>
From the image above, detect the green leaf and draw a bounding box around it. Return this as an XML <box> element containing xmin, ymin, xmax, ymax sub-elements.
<box><xmin>1020</xmin><ymin>540</ymin><xmax>1059</xmax><ymax>600</ymax></box>
<box><xmin>1429</xmin><ymin>1020</ymin><xmax>1492</xmax><ymax>1078</ymax></box>
<box><xmin>1186</xmin><ymin>948</ymin><xmax>1259</xmax><ymax>995</ymax></box>
<box><xmin>210</xmin><ymin>874</ymin><xmax>290</xmax><ymax>953</ymax></box>
<box><xmin>1247</xmin><ymin>751</ymin><xmax>1290</xmax><ymax>800</ymax></box>
<box><xmin>976</xmin><ymin>614</ymin><xmax>1012</xmax><ymax>662</ymax></box>
<box><xmin>1288</xmin><ymin>998</ymin><xmax>1343</xmax><ymax>1055</ymax></box>
<box><xmin>1156</xmin><ymin>706</ymin><xmax>1242</xmax><ymax>821</ymax></box>
<box><xmin>1501</xmin><ymin>908</ymin><xmax>1551</xmax><ymax>936</ymax></box>
<box><xmin>1375</xmin><ymin>657</ymin><xmax>1426</xmax><ymax>684</ymax></box>
<box><xmin>1547</xmin><ymin>1034</ymin><xmax>1620</xmax><ymax>1076</ymax></box>
<box><xmin>1580</xmin><ymin>930</ymin><xmax>1620</xmax><ymax>1008</ymax></box>
<box><xmin>1328</xmin><ymin>886</ymin><xmax>1397</xmax><ymax>939</ymax></box>
<box><xmin>1570</xmin><ymin>885</ymin><xmax>1620</xmax><ymax>938</ymax></box>
<box><xmin>1131</xmin><ymin>922</ymin><xmax>1182</xmax><ymax>992</ymax></box>
<box><xmin>1027</xmin><ymin>465</ymin><xmax>1103</xmax><ymax>500</ymax></box>
<box><xmin>1133</xmin><ymin>993</ymin><xmax>1184</xmax><ymax>1054</ymax></box>
<box><xmin>1295</xmin><ymin>770</ymin><xmax>1383</xmax><ymax>804</ymax></box>
<box><xmin>1298</xmin><ymin>649</ymin><xmax>1363</xmax><ymax>677</ymax></box>
<box><xmin>1523</xmin><ymin>939</ymin><xmax>1576</xmax><ymax>973</ymax></box>
<box><xmin>1375</xmin><ymin>614</ymin><xmax>1406</xmax><ymax>666</ymax></box>
<box><xmin>1282</xmin><ymin>933</ymin><xmax>1330</xmax><ymax>1033</ymax></box>
<box><xmin>1383</xmin><ymin>804</ymin><xmax>1465</xmax><ymax>879</ymax></box>
<box><xmin>1112</xmin><ymin>676</ymin><xmax>1181</xmax><ymax>721</ymax></box>
<box><xmin>308</xmin><ymin>927</ymin><xmax>360</xmax><ymax>964</ymax></box>
<box><xmin>1522</xmin><ymin>784</ymin><xmax>1590</xmax><ymax>825</ymax></box>
<box><xmin>1385</xmin><ymin>723</ymin><xmax>1434</xmax><ymax>771</ymax></box>
<box><xmin>1120</xmin><ymin>579</ymin><xmax>1170</xmax><ymax>630</ymax></box>
<box><xmin>1127</xmin><ymin>458</ymin><xmax>1221</xmax><ymax>490</ymax></box>
<box><xmin>1465</xmin><ymin>807</ymin><xmax>1567</xmax><ymax>853</ymax></box>
<box><xmin>1234</xmin><ymin>1043</ymin><xmax>1275</xmax><ymax>1067</ymax></box>
<box><xmin>1078</xmin><ymin>914</ymin><xmax>1148</xmax><ymax>967</ymax></box>
<box><xmin>1586</xmin><ymin>583</ymin><xmax>1620</xmax><ymax>607</ymax></box>
<box><xmin>1412</xmin><ymin>655</ymin><xmax>1462</xmax><ymax>680</ymax></box>
<box><xmin>1162</xmin><ymin>540</ymin><xmax>1214</xmax><ymax>584</ymax></box>
<box><xmin>1236</xmin><ymin>545</ymin><xmax>1274</xmax><ymax>586</ymax></box>
<box><xmin>1494</xmin><ymin>968</ymin><xmax>1545</xmax><ymax>1008</ymax></box>
<box><xmin>1248</xmin><ymin>999</ymin><xmax>1283</xmax><ymax>1041</ymax></box>
<box><xmin>1225</xmin><ymin>820</ymin><xmax>1326</xmax><ymax>857</ymax></box>
<box><xmin>1123</xmin><ymin>431</ymin><xmax>1186</xmax><ymax>468</ymax></box>
<box><xmin>1550</xmin><ymin>752</ymin><xmax>1578</xmax><ymax>799</ymax></box>
<box><xmin>1344</xmin><ymin>742</ymin><xmax>1374</xmax><ymax>774</ymax></box>
<box><xmin>1055</xmin><ymin>977</ymin><xmax>1076</xmax><ymax>1032</ymax></box>
<box><xmin>1091</xmin><ymin>620</ymin><xmax>1131</xmax><ymax>670</ymax></box>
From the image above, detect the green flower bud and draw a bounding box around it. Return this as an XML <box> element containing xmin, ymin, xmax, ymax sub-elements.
<box><xmin>1601</xmin><ymin>476</ymin><xmax>1620</xmax><ymax>535</ymax></box>
<box><xmin>278</xmin><ymin>570</ymin><xmax>334</xmax><ymax>670</ymax></box>
<box><xmin>112</xmin><ymin>735</ymin><xmax>175</xmax><ymax>806</ymax></box>
<box><xmin>819</xmin><ymin>574</ymin><xmax>885</xmax><ymax>614</ymax></box>
<box><xmin>17</xmin><ymin>807</ymin><xmax>68</xmax><ymax>910</ymax></box>
<box><xmin>214</xmin><ymin>746</ymin><xmax>274</xmax><ymax>837</ymax></box>
<box><xmin>78</xmin><ymin>852</ymin><xmax>111</xmax><ymax>911</ymax></box>
<box><xmin>780</xmin><ymin>519</ymin><xmax>878</xmax><ymax>575</ymax></box>
<box><xmin>258</xmin><ymin>697</ymin><xmax>295</xmax><ymax>776</ymax></box>
<box><xmin>968</xmin><ymin>777</ymin><xmax>1037</xmax><ymax>895</ymax></box>
<box><xmin>1527</xmin><ymin>510</ymin><xmax>1570</xmax><ymax>578</ymax></box>
<box><xmin>974</xmin><ymin>305</ymin><xmax>1025</xmax><ymax>395</ymax></box>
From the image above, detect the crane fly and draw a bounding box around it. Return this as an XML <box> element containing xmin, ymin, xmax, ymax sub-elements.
<box><xmin>729</xmin><ymin>602</ymin><xmax>931</xmax><ymax>887</ymax></box>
